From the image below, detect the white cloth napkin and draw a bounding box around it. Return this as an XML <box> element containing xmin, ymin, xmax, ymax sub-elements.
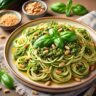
<box><xmin>0</xmin><ymin>11</ymin><xmax>96</xmax><ymax>96</ymax></box>
<box><xmin>77</xmin><ymin>11</ymin><xmax>96</xmax><ymax>30</ymax></box>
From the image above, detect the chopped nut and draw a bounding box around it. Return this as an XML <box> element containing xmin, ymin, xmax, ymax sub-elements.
<box><xmin>3</xmin><ymin>89</ymin><xmax>10</xmax><ymax>93</ymax></box>
<box><xmin>19</xmin><ymin>64</ymin><xmax>25</xmax><ymax>68</ymax></box>
<box><xmin>24</xmin><ymin>44</ymin><xmax>29</xmax><ymax>49</ymax></box>
<box><xmin>0</xmin><ymin>86</ymin><xmax>2</xmax><ymax>90</ymax></box>
<box><xmin>44</xmin><ymin>47</ymin><xmax>49</xmax><ymax>50</ymax></box>
<box><xmin>51</xmin><ymin>44</ymin><xmax>56</xmax><ymax>49</ymax></box>
<box><xmin>64</xmin><ymin>50</ymin><xmax>70</xmax><ymax>55</ymax></box>
<box><xmin>74</xmin><ymin>78</ymin><xmax>81</xmax><ymax>82</ymax></box>
<box><xmin>58</xmin><ymin>28</ymin><xmax>62</xmax><ymax>32</ymax></box>
<box><xmin>65</xmin><ymin>46</ymin><xmax>70</xmax><ymax>50</ymax></box>
<box><xmin>59</xmin><ymin>62</ymin><xmax>65</xmax><ymax>67</ymax></box>
<box><xmin>32</xmin><ymin>2</ymin><xmax>38</xmax><ymax>6</ymax></box>
<box><xmin>56</xmin><ymin>70</ymin><xmax>62</xmax><ymax>74</ymax></box>
<box><xmin>33</xmin><ymin>11</ymin><xmax>38</xmax><ymax>15</ymax></box>
<box><xmin>43</xmin><ymin>31</ymin><xmax>48</xmax><ymax>34</ymax></box>
<box><xmin>80</xmin><ymin>42</ymin><xmax>83</xmax><ymax>45</ymax></box>
<box><xmin>45</xmin><ymin>81</ymin><xmax>51</xmax><ymax>86</ymax></box>
<box><xmin>0</xmin><ymin>35</ymin><xmax>6</xmax><ymax>39</ymax></box>
<box><xmin>25</xmin><ymin>2</ymin><xmax>45</xmax><ymax>15</ymax></box>
<box><xmin>36</xmin><ymin>4</ymin><xmax>42</xmax><ymax>8</ymax></box>
<box><xmin>34</xmin><ymin>36</ymin><xmax>38</xmax><ymax>39</ymax></box>
<box><xmin>40</xmin><ymin>8</ymin><xmax>45</xmax><ymax>13</ymax></box>
<box><xmin>89</xmin><ymin>42</ymin><xmax>95</xmax><ymax>47</ymax></box>
<box><xmin>43</xmin><ymin>49</ymin><xmax>48</xmax><ymax>54</ymax></box>
<box><xmin>39</xmin><ymin>27</ymin><xmax>44</xmax><ymax>31</ymax></box>
<box><xmin>94</xmin><ymin>42</ymin><xmax>96</xmax><ymax>46</ymax></box>
<box><xmin>32</xmin><ymin>90</ymin><xmax>38</xmax><ymax>95</ymax></box>
<box><xmin>34</xmin><ymin>9</ymin><xmax>40</xmax><ymax>12</ymax></box>
<box><xmin>90</xmin><ymin>65</ymin><xmax>95</xmax><ymax>71</ymax></box>
<box><xmin>34</xmin><ymin>33</ymin><xmax>38</xmax><ymax>36</ymax></box>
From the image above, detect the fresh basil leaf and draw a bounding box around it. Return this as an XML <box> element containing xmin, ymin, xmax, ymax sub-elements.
<box><xmin>66</xmin><ymin>0</ymin><xmax>72</xmax><ymax>16</ymax></box>
<box><xmin>51</xmin><ymin>2</ymin><xmax>66</xmax><ymax>13</ymax></box>
<box><xmin>72</xmin><ymin>4</ymin><xmax>88</xmax><ymax>16</ymax></box>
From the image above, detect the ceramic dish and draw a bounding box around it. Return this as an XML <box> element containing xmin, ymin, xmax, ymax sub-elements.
<box><xmin>22</xmin><ymin>0</ymin><xmax>48</xmax><ymax>19</ymax></box>
<box><xmin>0</xmin><ymin>10</ymin><xmax>22</xmax><ymax>30</ymax></box>
<box><xmin>5</xmin><ymin>17</ymin><xmax>96</xmax><ymax>93</ymax></box>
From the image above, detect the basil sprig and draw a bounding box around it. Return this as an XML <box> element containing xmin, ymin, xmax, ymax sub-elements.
<box><xmin>34</xmin><ymin>28</ymin><xmax>77</xmax><ymax>49</ymax></box>
<box><xmin>51</xmin><ymin>0</ymin><xmax>88</xmax><ymax>16</ymax></box>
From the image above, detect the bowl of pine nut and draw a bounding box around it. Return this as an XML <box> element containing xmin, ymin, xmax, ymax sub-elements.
<box><xmin>22</xmin><ymin>0</ymin><xmax>48</xmax><ymax>19</ymax></box>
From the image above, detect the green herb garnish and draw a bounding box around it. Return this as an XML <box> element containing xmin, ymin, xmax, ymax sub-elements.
<box><xmin>72</xmin><ymin>4</ymin><xmax>88</xmax><ymax>16</ymax></box>
<box><xmin>34</xmin><ymin>28</ymin><xmax>77</xmax><ymax>48</ymax></box>
<box><xmin>51</xmin><ymin>0</ymin><xmax>88</xmax><ymax>16</ymax></box>
<box><xmin>65</xmin><ymin>0</ymin><xmax>72</xmax><ymax>16</ymax></box>
<box><xmin>0</xmin><ymin>70</ymin><xmax>14</xmax><ymax>89</ymax></box>
<box><xmin>51</xmin><ymin>2</ymin><xmax>66</xmax><ymax>13</ymax></box>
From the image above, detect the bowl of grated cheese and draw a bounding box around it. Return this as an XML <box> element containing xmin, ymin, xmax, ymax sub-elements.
<box><xmin>0</xmin><ymin>10</ymin><xmax>22</xmax><ymax>30</ymax></box>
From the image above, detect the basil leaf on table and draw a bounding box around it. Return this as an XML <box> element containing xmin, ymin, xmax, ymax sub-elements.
<box><xmin>0</xmin><ymin>70</ymin><xmax>14</xmax><ymax>89</ymax></box>
<box><xmin>1</xmin><ymin>73</ymin><xmax>14</xmax><ymax>89</ymax></box>
<box><xmin>72</xmin><ymin>4</ymin><xmax>88</xmax><ymax>16</ymax></box>
<box><xmin>51</xmin><ymin>0</ymin><xmax>88</xmax><ymax>16</ymax></box>
<box><xmin>51</xmin><ymin>2</ymin><xmax>66</xmax><ymax>13</ymax></box>
<box><xmin>66</xmin><ymin>0</ymin><xmax>72</xmax><ymax>16</ymax></box>
<box><xmin>0</xmin><ymin>70</ymin><xmax>5</xmax><ymax>77</ymax></box>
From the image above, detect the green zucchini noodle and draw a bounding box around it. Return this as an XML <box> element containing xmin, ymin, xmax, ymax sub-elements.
<box><xmin>12</xmin><ymin>22</ymin><xmax>96</xmax><ymax>85</ymax></box>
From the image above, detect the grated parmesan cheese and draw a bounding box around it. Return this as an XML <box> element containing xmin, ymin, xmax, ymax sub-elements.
<box><xmin>0</xmin><ymin>13</ymin><xmax>19</xmax><ymax>26</ymax></box>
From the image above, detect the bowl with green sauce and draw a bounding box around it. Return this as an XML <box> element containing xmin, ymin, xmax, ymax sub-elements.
<box><xmin>4</xmin><ymin>17</ymin><xmax>96</xmax><ymax>93</ymax></box>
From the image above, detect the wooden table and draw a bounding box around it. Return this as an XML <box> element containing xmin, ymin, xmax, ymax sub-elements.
<box><xmin>0</xmin><ymin>0</ymin><xmax>96</xmax><ymax>96</ymax></box>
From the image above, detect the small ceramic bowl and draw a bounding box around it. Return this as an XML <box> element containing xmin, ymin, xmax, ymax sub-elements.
<box><xmin>22</xmin><ymin>0</ymin><xmax>48</xmax><ymax>19</ymax></box>
<box><xmin>0</xmin><ymin>10</ymin><xmax>22</xmax><ymax>30</ymax></box>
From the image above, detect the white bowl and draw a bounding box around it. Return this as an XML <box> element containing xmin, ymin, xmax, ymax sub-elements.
<box><xmin>22</xmin><ymin>0</ymin><xmax>48</xmax><ymax>19</ymax></box>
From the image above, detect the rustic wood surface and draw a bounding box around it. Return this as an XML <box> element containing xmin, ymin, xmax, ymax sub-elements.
<box><xmin>0</xmin><ymin>0</ymin><xmax>96</xmax><ymax>96</ymax></box>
